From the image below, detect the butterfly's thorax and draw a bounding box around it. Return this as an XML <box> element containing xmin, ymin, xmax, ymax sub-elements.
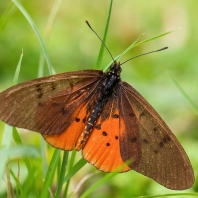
<box><xmin>76</xmin><ymin>62</ymin><xmax>121</xmax><ymax>150</ymax></box>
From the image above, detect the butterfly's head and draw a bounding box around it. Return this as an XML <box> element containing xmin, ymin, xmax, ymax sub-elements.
<box><xmin>108</xmin><ymin>61</ymin><xmax>122</xmax><ymax>76</ymax></box>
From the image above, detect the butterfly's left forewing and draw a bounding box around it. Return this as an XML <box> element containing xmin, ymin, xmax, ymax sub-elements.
<box><xmin>119</xmin><ymin>82</ymin><xmax>194</xmax><ymax>190</ymax></box>
<box><xmin>0</xmin><ymin>70</ymin><xmax>103</xmax><ymax>137</ymax></box>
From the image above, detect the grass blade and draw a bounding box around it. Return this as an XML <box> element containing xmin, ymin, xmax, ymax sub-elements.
<box><xmin>13</xmin><ymin>49</ymin><xmax>23</xmax><ymax>85</ymax></box>
<box><xmin>64</xmin><ymin>150</ymin><xmax>77</xmax><ymax>197</ymax></box>
<box><xmin>103</xmin><ymin>29</ymin><xmax>180</xmax><ymax>72</ymax></box>
<box><xmin>12</xmin><ymin>0</ymin><xmax>52</xmax><ymax>74</ymax></box>
<box><xmin>38</xmin><ymin>0</ymin><xmax>63</xmax><ymax>77</ymax></box>
<box><xmin>0</xmin><ymin>2</ymin><xmax>14</xmax><ymax>33</ymax></box>
<box><xmin>11</xmin><ymin>128</ymin><xmax>40</xmax><ymax>198</ymax></box>
<box><xmin>64</xmin><ymin>158</ymin><xmax>87</xmax><ymax>183</ymax></box>
<box><xmin>103</xmin><ymin>33</ymin><xmax>145</xmax><ymax>72</ymax></box>
<box><xmin>95</xmin><ymin>0</ymin><xmax>113</xmax><ymax>69</ymax></box>
<box><xmin>0</xmin><ymin>125</ymin><xmax>12</xmax><ymax>178</ymax></box>
<box><xmin>134</xmin><ymin>28</ymin><xmax>181</xmax><ymax>48</ymax></box>
<box><xmin>167</xmin><ymin>73</ymin><xmax>198</xmax><ymax>116</ymax></box>
<box><xmin>80</xmin><ymin>172</ymin><xmax>118</xmax><ymax>198</ymax></box>
<box><xmin>55</xmin><ymin>151</ymin><xmax>69</xmax><ymax>198</ymax></box>
<box><xmin>40</xmin><ymin>149</ymin><xmax>60</xmax><ymax>198</ymax></box>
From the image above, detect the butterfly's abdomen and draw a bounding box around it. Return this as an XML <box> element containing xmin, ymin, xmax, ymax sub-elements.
<box><xmin>76</xmin><ymin>63</ymin><xmax>121</xmax><ymax>151</ymax></box>
<box><xmin>76</xmin><ymin>97</ymin><xmax>107</xmax><ymax>149</ymax></box>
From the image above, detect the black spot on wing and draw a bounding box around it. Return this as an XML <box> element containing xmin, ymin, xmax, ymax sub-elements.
<box><xmin>95</xmin><ymin>124</ymin><xmax>101</xmax><ymax>130</ymax></box>
<box><xmin>38</xmin><ymin>93</ymin><xmax>43</xmax><ymax>98</ymax></box>
<box><xmin>153</xmin><ymin>127</ymin><xmax>158</xmax><ymax>132</ymax></box>
<box><xmin>153</xmin><ymin>150</ymin><xmax>159</xmax><ymax>154</ymax></box>
<box><xmin>142</xmin><ymin>139</ymin><xmax>149</xmax><ymax>144</ymax></box>
<box><xmin>130</xmin><ymin>137</ymin><xmax>137</xmax><ymax>143</ymax></box>
<box><xmin>75</xmin><ymin>117</ymin><xmax>80</xmax><ymax>122</ymax></box>
<box><xmin>82</xmin><ymin>117</ymin><xmax>86</xmax><ymax>123</ymax></box>
<box><xmin>158</xmin><ymin>135</ymin><xmax>171</xmax><ymax>148</ymax></box>
<box><xmin>101</xmin><ymin>112</ymin><xmax>110</xmax><ymax>122</ymax></box>
<box><xmin>139</xmin><ymin>111</ymin><xmax>145</xmax><ymax>118</ymax></box>
<box><xmin>36</xmin><ymin>84</ymin><xmax>43</xmax><ymax>98</ymax></box>
<box><xmin>51</xmin><ymin>83</ymin><xmax>56</xmax><ymax>90</ymax></box>
<box><xmin>129</xmin><ymin>112</ymin><xmax>135</xmax><ymax>117</ymax></box>
<box><xmin>38</xmin><ymin>102</ymin><xmax>44</xmax><ymax>106</ymax></box>
<box><xmin>159</xmin><ymin>142</ymin><xmax>164</xmax><ymax>148</ymax></box>
<box><xmin>102</xmin><ymin>131</ymin><xmax>107</xmax><ymax>136</ymax></box>
<box><xmin>163</xmin><ymin>135</ymin><xmax>171</xmax><ymax>143</ymax></box>
<box><xmin>112</xmin><ymin>114</ymin><xmax>119</xmax><ymax>118</ymax></box>
<box><xmin>36</xmin><ymin>84</ymin><xmax>42</xmax><ymax>92</ymax></box>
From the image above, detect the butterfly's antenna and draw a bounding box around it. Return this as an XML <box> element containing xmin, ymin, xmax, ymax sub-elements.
<box><xmin>86</xmin><ymin>20</ymin><xmax>115</xmax><ymax>62</ymax></box>
<box><xmin>120</xmin><ymin>47</ymin><xmax>168</xmax><ymax>66</ymax></box>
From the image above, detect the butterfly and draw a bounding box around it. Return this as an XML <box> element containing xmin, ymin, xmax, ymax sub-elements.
<box><xmin>0</xmin><ymin>18</ymin><xmax>194</xmax><ymax>189</ymax></box>
<box><xmin>0</xmin><ymin>58</ymin><xmax>194</xmax><ymax>190</ymax></box>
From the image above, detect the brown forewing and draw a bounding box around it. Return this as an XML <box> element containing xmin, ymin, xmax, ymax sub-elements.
<box><xmin>0</xmin><ymin>70</ymin><xmax>103</xmax><ymax>135</ymax></box>
<box><xmin>120</xmin><ymin>81</ymin><xmax>194</xmax><ymax>190</ymax></box>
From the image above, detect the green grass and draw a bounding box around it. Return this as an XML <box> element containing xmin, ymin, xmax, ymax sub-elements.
<box><xmin>0</xmin><ymin>0</ymin><xmax>198</xmax><ymax>197</ymax></box>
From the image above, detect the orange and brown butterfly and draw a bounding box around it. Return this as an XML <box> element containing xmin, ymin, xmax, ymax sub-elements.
<box><xmin>0</xmin><ymin>24</ymin><xmax>194</xmax><ymax>190</ymax></box>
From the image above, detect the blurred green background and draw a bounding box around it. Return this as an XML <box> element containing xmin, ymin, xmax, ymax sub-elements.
<box><xmin>0</xmin><ymin>0</ymin><xmax>198</xmax><ymax>197</ymax></box>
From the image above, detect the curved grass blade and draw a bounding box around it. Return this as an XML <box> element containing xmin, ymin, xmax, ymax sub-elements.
<box><xmin>38</xmin><ymin>0</ymin><xmax>63</xmax><ymax>77</ymax></box>
<box><xmin>12</xmin><ymin>0</ymin><xmax>52</xmax><ymax>74</ymax></box>
<box><xmin>80</xmin><ymin>172</ymin><xmax>118</xmax><ymax>198</ymax></box>
<box><xmin>80</xmin><ymin>160</ymin><xmax>131</xmax><ymax>198</ymax></box>
<box><xmin>64</xmin><ymin>158</ymin><xmax>87</xmax><ymax>183</ymax></box>
<box><xmin>73</xmin><ymin>172</ymin><xmax>96</xmax><ymax>197</ymax></box>
<box><xmin>168</xmin><ymin>73</ymin><xmax>198</xmax><ymax>116</ymax></box>
<box><xmin>0</xmin><ymin>2</ymin><xmax>14</xmax><ymax>33</ymax></box>
<box><xmin>134</xmin><ymin>28</ymin><xmax>181</xmax><ymax>48</ymax></box>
